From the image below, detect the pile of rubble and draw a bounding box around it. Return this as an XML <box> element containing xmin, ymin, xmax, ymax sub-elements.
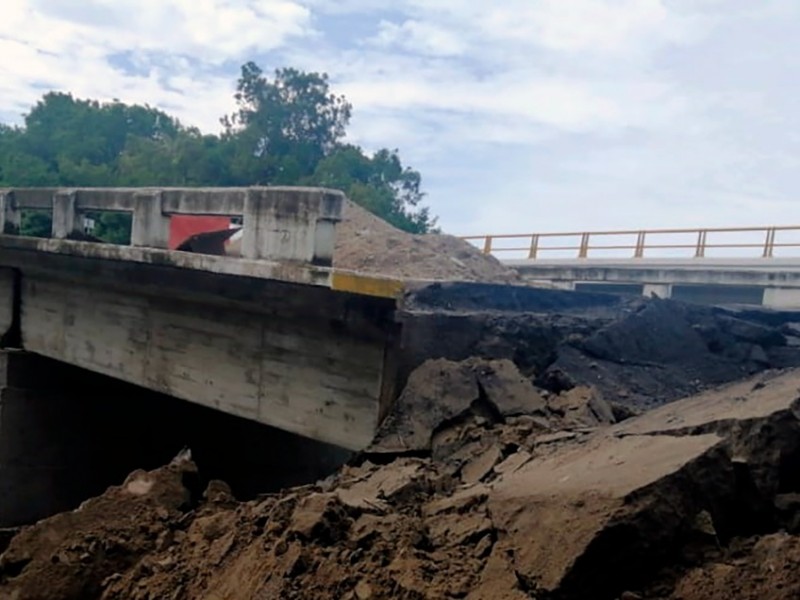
<box><xmin>333</xmin><ymin>201</ymin><xmax>519</xmax><ymax>283</ymax></box>
<box><xmin>0</xmin><ymin>303</ymin><xmax>800</xmax><ymax>600</ymax></box>
<box><xmin>2</xmin><ymin>294</ymin><xmax>800</xmax><ymax>599</ymax></box>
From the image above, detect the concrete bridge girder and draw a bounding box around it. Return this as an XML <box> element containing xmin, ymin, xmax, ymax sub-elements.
<box><xmin>506</xmin><ymin>258</ymin><xmax>800</xmax><ymax>309</ymax></box>
<box><xmin>0</xmin><ymin>255</ymin><xmax>397</xmax><ymax>451</ymax></box>
<box><xmin>0</xmin><ymin>186</ymin><xmax>410</xmax><ymax>451</ymax></box>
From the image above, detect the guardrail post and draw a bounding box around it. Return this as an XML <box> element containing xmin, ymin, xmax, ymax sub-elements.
<box><xmin>482</xmin><ymin>236</ymin><xmax>493</xmax><ymax>255</ymax></box>
<box><xmin>762</xmin><ymin>227</ymin><xmax>776</xmax><ymax>258</ymax></box>
<box><xmin>634</xmin><ymin>231</ymin><xmax>646</xmax><ymax>258</ymax></box>
<box><xmin>51</xmin><ymin>190</ymin><xmax>78</xmax><ymax>239</ymax></box>
<box><xmin>578</xmin><ymin>233</ymin><xmax>590</xmax><ymax>258</ymax></box>
<box><xmin>694</xmin><ymin>230</ymin><xmax>707</xmax><ymax>258</ymax></box>
<box><xmin>0</xmin><ymin>191</ymin><xmax>20</xmax><ymax>235</ymax></box>
<box><xmin>242</xmin><ymin>187</ymin><xmax>343</xmax><ymax>264</ymax></box>
<box><xmin>131</xmin><ymin>191</ymin><xmax>170</xmax><ymax>248</ymax></box>
<box><xmin>528</xmin><ymin>234</ymin><xmax>540</xmax><ymax>259</ymax></box>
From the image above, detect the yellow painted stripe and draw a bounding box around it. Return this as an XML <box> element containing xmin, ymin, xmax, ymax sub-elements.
<box><xmin>332</xmin><ymin>271</ymin><xmax>406</xmax><ymax>299</ymax></box>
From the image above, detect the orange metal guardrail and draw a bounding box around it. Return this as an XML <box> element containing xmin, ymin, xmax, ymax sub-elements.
<box><xmin>461</xmin><ymin>226</ymin><xmax>800</xmax><ymax>259</ymax></box>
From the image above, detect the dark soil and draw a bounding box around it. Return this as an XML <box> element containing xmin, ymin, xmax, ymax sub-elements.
<box><xmin>399</xmin><ymin>288</ymin><xmax>800</xmax><ymax>412</ymax></box>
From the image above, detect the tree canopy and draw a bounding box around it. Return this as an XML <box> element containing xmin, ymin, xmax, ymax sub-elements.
<box><xmin>0</xmin><ymin>62</ymin><xmax>435</xmax><ymax>241</ymax></box>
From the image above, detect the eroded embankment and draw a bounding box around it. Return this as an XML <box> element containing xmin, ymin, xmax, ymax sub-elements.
<box><xmin>3</xmin><ymin>294</ymin><xmax>800</xmax><ymax>599</ymax></box>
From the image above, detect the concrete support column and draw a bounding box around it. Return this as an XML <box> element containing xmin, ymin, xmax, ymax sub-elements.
<box><xmin>643</xmin><ymin>283</ymin><xmax>672</xmax><ymax>300</ymax></box>
<box><xmin>241</xmin><ymin>188</ymin><xmax>343</xmax><ymax>264</ymax></box>
<box><xmin>763</xmin><ymin>287</ymin><xmax>800</xmax><ymax>309</ymax></box>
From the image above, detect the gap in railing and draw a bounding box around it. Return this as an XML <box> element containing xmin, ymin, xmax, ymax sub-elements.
<box><xmin>16</xmin><ymin>208</ymin><xmax>133</xmax><ymax>245</ymax></box>
<box><xmin>19</xmin><ymin>209</ymin><xmax>52</xmax><ymax>238</ymax></box>
<box><xmin>83</xmin><ymin>211</ymin><xmax>132</xmax><ymax>245</ymax></box>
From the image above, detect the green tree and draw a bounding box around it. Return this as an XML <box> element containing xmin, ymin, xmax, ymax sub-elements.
<box><xmin>19</xmin><ymin>211</ymin><xmax>51</xmax><ymax>238</ymax></box>
<box><xmin>222</xmin><ymin>63</ymin><xmax>352</xmax><ymax>184</ymax></box>
<box><xmin>0</xmin><ymin>125</ymin><xmax>59</xmax><ymax>187</ymax></box>
<box><xmin>0</xmin><ymin>63</ymin><xmax>436</xmax><ymax>238</ymax></box>
<box><xmin>307</xmin><ymin>146</ymin><xmax>435</xmax><ymax>233</ymax></box>
<box><xmin>22</xmin><ymin>92</ymin><xmax>179</xmax><ymax>170</ymax></box>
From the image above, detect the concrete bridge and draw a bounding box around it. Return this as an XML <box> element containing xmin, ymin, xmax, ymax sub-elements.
<box><xmin>463</xmin><ymin>227</ymin><xmax>800</xmax><ymax>309</ymax></box>
<box><xmin>5</xmin><ymin>189</ymin><xmax>799</xmax><ymax>526</ymax></box>
<box><xmin>0</xmin><ymin>187</ymin><xmax>406</xmax><ymax>454</ymax></box>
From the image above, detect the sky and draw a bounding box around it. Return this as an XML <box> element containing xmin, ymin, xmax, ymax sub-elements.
<box><xmin>1</xmin><ymin>0</ymin><xmax>799</xmax><ymax>238</ymax></box>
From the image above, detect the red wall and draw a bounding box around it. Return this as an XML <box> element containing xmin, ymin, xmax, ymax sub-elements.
<box><xmin>169</xmin><ymin>215</ymin><xmax>232</xmax><ymax>250</ymax></box>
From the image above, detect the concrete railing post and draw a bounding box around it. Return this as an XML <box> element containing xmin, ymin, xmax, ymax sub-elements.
<box><xmin>0</xmin><ymin>191</ymin><xmax>20</xmax><ymax>235</ymax></box>
<box><xmin>242</xmin><ymin>188</ymin><xmax>343</xmax><ymax>264</ymax></box>
<box><xmin>313</xmin><ymin>216</ymin><xmax>337</xmax><ymax>266</ymax></box>
<box><xmin>51</xmin><ymin>190</ymin><xmax>78</xmax><ymax>239</ymax></box>
<box><xmin>131</xmin><ymin>191</ymin><xmax>170</xmax><ymax>249</ymax></box>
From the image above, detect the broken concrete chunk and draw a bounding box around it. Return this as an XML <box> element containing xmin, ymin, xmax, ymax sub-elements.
<box><xmin>467</xmin><ymin>542</ymin><xmax>531</xmax><ymax>600</ymax></box>
<box><xmin>548</xmin><ymin>385</ymin><xmax>616</xmax><ymax>428</ymax></box>
<box><xmin>490</xmin><ymin>433</ymin><xmax>726</xmax><ymax>599</ymax></box>
<box><xmin>288</xmin><ymin>494</ymin><xmax>350</xmax><ymax>544</ymax></box>
<box><xmin>486</xmin><ymin>369</ymin><xmax>800</xmax><ymax>599</ymax></box>
<box><xmin>337</xmin><ymin>459</ymin><xmax>426</xmax><ymax>510</ymax></box>
<box><xmin>534</xmin><ymin>431</ymin><xmax>580</xmax><ymax>446</ymax></box>
<box><xmin>423</xmin><ymin>486</ymin><xmax>489</xmax><ymax>518</ymax></box>
<box><xmin>369</xmin><ymin>358</ymin><xmax>545</xmax><ymax>455</ymax></box>
<box><xmin>467</xmin><ymin>358</ymin><xmax>547</xmax><ymax>416</ymax></box>
<box><xmin>460</xmin><ymin>446</ymin><xmax>503</xmax><ymax>485</ymax></box>
<box><xmin>493</xmin><ymin>450</ymin><xmax>532</xmax><ymax>476</ymax></box>
<box><xmin>368</xmin><ymin>359</ymin><xmax>481</xmax><ymax>454</ymax></box>
<box><xmin>426</xmin><ymin>511</ymin><xmax>493</xmax><ymax>548</ymax></box>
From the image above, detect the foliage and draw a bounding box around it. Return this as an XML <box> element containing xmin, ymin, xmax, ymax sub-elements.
<box><xmin>19</xmin><ymin>211</ymin><xmax>51</xmax><ymax>238</ymax></box>
<box><xmin>222</xmin><ymin>63</ymin><xmax>352</xmax><ymax>184</ymax></box>
<box><xmin>306</xmin><ymin>146</ymin><xmax>435</xmax><ymax>233</ymax></box>
<box><xmin>0</xmin><ymin>65</ymin><xmax>435</xmax><ymax>241</ymax></box>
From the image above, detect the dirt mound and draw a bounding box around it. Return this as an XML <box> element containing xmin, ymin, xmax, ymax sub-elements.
<box><xmin>3</xmin><ymin>362</ymin><xmax>800</xmax><ymax>599</ymax></box>
<box><xmin>219</xmin><ymin>199</ymin><xmax>516</xmax><ymax>282</ymax></box>
<box><xmin>662</xmin><ymin>533</ymin><xmax>800</xmax><ymax>600</ymax></box>
<box><xmin>4</xmin><ymin>290</ymin><xmax>800</xmax><ymax>599</ymax></box>
<box><xmin>333</xmin><ymin>200</ymin><xmax>518</xmax><ymax>283</ymax></box>
<box><xmin>0</xmin><ymin>455</ymin><xmax>198</xmax><ymax>600</ymax></box>
<box><xmin>398</xmin><ymin>289</ymin><xmax>800</xmax><ymax>412</ymax></box>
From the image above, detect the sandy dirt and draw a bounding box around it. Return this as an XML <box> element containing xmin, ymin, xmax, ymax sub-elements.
<box><xmin>2</xmin><ymin>361</ymin><xmax>799</xmax><ymax>600</ymax></box>
<box><xmin>221</xmin><ymin>199</ymin><xmax>518</xmax><ymax>282</ymax></box>
<box><xmin>332</xmin><ymin>201</ymin><xmax>519</xmax><ymax>283</ymax></box>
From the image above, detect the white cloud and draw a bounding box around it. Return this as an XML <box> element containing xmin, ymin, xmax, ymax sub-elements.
<box><xmin>23</xmin><ymin>0</ymin><xmax>312</xmax><ymax>60</ymax></box>
<box><xmin>1</xmin><ymin>0</ymin><xmax>799</xmax><ymax>236</ymax></box>
<box><xmin>493</xmin><ymin>0</ymin><xmax>670</xmax><ymax>52</ymax></box>
<box><xmin>369</xmin><ymin>19</ymin><xmax>466</xmax><ymax>56</ymax></box>
<box><xmin>0</xmin><ymin>0</ymin><xmax>313</xmax><ymax>129</ymax></box>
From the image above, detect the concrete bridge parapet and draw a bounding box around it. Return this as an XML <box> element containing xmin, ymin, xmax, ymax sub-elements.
<box><xmin>0</xmin><ymin>186</ymin><xmax>343</xmax><ymax>266</ymax></box>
